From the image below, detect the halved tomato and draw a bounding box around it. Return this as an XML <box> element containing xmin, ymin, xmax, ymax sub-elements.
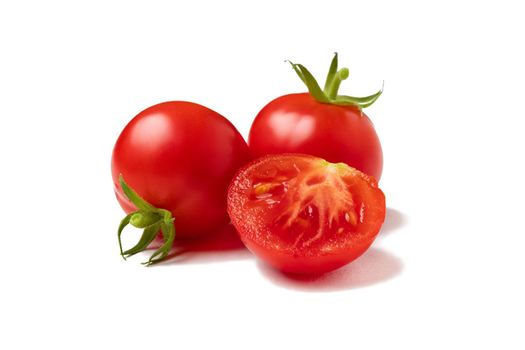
<box><xmin>227</xmin><ymin>154</ymin><xmax>386</xmax><ymax>274</ymax></box>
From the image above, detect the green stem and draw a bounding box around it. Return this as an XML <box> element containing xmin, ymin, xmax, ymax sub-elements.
<box><xmin>323</xmin><ymin>52</ymin><xmax>339</xmax><ymax>92</ymax></box>
<box><xmin>117</xmin><ymin>175</ymin><xmax>176</xmax><ymax>265</ymax></box>
<box><xmin>326</xmin><ymin>68</ymin><xmax>349</xmax><ymax>99</ymax></box>
<box><xmin>286</xmin><ymin>54</ymin><xmax>382</xmax><ymax>109</ymax></box>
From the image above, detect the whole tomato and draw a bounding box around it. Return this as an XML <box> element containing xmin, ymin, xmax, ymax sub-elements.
<box><xmin>249</xmin><ymin>54</ymin><xmax>383</xmax><ymax>180</ymax></box>
<box><xmin>112</xmin><ymin>101</ymin><xmax>250</xmax><ymax>265</ymax></box>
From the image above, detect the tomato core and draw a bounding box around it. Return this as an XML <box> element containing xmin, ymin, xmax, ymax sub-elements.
<box><xmin>250</xmin><ymin>160</ymin><xmax>363</xmax><ymax>249</ymax></box>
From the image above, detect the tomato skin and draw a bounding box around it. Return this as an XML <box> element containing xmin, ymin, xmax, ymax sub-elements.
<box><xmin>112</xmin><ymin>101</ymin><xmax>250</xmax><ymax>237</ymax></box>
<box><xmin>244</xmin><ymin>231</ymin><xmax>375</xmax><ymax>274</ymax></box>
<box><xmin>249</xmin><ymin>93</ymin><xmax>383</xmax><ymax>180</ymax></box>
<box><xmin>227</xmin><ymin>154</ymin><xmax>386</xmax><ymax>274</ymax></box>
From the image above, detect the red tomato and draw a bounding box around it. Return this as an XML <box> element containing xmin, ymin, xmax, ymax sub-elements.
<box><xmin>249</xmin><ymin>54</ymin><xmax>383</xmax><ymax>180</ymax></box>
<box><xmin>112</xmin><ymin>101</ymin><xmax>250</xmax><ymax>264</ymax></box>
<box><xmin>227</xmin><ymin>154</ymin><xmax>386</xmax><ymax>274</ymax></box>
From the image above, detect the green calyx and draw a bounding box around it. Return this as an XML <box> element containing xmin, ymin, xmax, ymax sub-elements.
<box><xmin>117</xmin><ymin>175</ymin><xmax>175</xmax><ymax>266</ymax></box>
<box><xmin>287</xmin><ymin>53</ymin><xmax>383</xmax><ymax>109</ymax></box>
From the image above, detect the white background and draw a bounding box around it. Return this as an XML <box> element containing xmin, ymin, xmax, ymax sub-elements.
<box><xmin>1</xmin><ymin>1</ymin><xmax>524</xmax><ymax>349</ymax></box>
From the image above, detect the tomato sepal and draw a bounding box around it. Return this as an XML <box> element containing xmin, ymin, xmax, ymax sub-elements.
<box><xmin>335</xmin><ymin>82</ymin><xmax>384</xmax><ymax>108</ymax></box>
<box><xmin>323</xmin><ymin>52</ymin><xmax>339</xmax><ymax>92</ymax></box>
<box><xmin>287</xmin><ymin>53</ymin><xmax>382</xmax><ymax>109</ymax></box>
<box><xmin>286</xmin><ymin>61</ymin><xmax>330</xmax><ymax>103</ymax></box>
<box><xmin>117</xmin><ymin>175</ymin><xmax>176</xmax><ymax>266</ymax></box>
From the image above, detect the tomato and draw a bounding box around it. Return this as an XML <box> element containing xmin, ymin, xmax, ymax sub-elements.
<box><xmin>249</xmin><ymin>54</ymin><xmax>383</xmax><ymax>180</ymax></box>
<box><xmin>249</xmin><ymin>93</ymin><xmax>383</xmax><ymax>180</ymax></box>
<box><xmin>227</xmin><ymin>154</ymin><xmax>386</xmax><ymax>274</ymax></box>
<box><xmin>112</xmin><ymin>101</ymin><xmax>250</xmax><ymax>264</ymax></box>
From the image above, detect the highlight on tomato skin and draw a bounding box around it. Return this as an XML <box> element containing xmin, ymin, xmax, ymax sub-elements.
<box><xmin>248</xmin><ymin>53</ymin><xmax>384</xmax><ymax>181</ymax></box>
<box><xmin>248</xmin><ymin>93</ymin><xmax>383</xmax><ymax>180</ymax></box>
<box><xmin>112</xmin><ymin>101</ymin><xmax>251</xmax><ymax>265</ymax></box>
<box><xmin>227</xmin><ymin>153</ymin><xmax>386</xmax><ymax>274</ymax></box>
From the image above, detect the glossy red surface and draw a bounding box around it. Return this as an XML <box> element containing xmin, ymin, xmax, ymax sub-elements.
<box><xmin>112</xmin><ymin>101</ymin><xmax>250</xmax><ymax>237</ymax></box>
<box><xmin>249</xmin><ymin>93</ymin><xmax>383</xmax><ymax>180</ymax></box>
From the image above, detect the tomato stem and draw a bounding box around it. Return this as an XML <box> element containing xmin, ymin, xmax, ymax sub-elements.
<box><xmin>117</xmin><ymin>175</ymin><xmax>176</xmax><ymax>265</ymax></box>
<box><xmin>286</xmin><ymin>53</ymin><xmax>383</xmax><ymax>109</ymax></box>
<box><xmin>325</xmin><ymin>68</ymin><xmax>349</xmax><ymax>100</ymax></box>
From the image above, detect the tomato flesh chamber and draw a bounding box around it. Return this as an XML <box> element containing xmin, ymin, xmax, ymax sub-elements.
<box><xmin>249</xmin><ymin>161</ymin><xmax>362</xmax><ymax>249</ymax></box>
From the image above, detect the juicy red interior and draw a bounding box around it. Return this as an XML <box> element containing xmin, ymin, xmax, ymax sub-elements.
<box><xmin>229</xmin><ymin>154</ymin><xmax>385</xmax><ymax>257</ymax></box>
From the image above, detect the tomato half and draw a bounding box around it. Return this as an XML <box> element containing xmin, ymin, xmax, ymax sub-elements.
<box><xmin>227</xmin><ymin>154</ymin><xmax>385</xmax><ymax>274</ymax></box>
<box><xmin>112</xmin><ymin>101</ymin><xmax>250</xmax><ymax>264</ymax></box>
<box><xmin>249</xmin><ymin>54</ymin><xmax>383</xmax><ymax>180</ymax></box>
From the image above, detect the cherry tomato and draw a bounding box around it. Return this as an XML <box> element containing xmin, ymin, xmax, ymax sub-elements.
<box><xmin>112</xmin><ymin>101</ymin><xmax>250</xmax><ymax>264</ymax></box>
<box><xmin>227</xmin><ymin>154</ymin><xmax>386</xmax><ymax>274</ymax></box>
<box><xmin>249</xmin><ymin>54</ymin><xmax>384</xmax><ymax>180</ymax></box>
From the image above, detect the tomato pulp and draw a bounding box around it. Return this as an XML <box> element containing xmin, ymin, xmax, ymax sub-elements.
<box><xmin>227</xmin><ymin>154</ymin><xmax>386</xmax><ymax>274</ymax></box>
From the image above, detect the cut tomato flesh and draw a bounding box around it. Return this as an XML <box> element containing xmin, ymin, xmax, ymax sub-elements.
<box><xmin>228</xmin><ymin>154</ymin><xmax>386</xmax><ymax>274</ymax></box>
<box><xmin>253</xmin><ymin>160</ymin><xmax>360</xmax><ymax>246</ymax></box>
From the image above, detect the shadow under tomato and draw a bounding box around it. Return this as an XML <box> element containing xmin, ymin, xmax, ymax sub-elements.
<box><xmin>258</xmin><ymin>247</ymin><xmax>403</xmax><ymax>292</ymax></box>
<box><xmin>150</xmin><ymin>224</ymin><xmax>252</xmax><ymax>265</ymax></box>
<box><xmin>144</xmin><ymin>208</ymin><xmax>406</xmax><ymax>280</ymax></box>
<box><xmin>379</xmin><ymin>207</ymin><xmax>407</xmax><ymax>237</ymax></box>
